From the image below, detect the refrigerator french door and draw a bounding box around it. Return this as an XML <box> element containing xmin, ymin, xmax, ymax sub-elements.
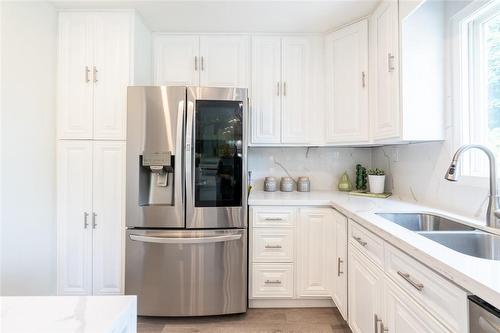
<box><xmin>125</xmin><ymin>86</ymin><xmax>248</xmax><ymax>316</ymax></box>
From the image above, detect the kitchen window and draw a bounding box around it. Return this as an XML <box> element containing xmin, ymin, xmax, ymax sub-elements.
<box><xmin>453</xmin><ymin>1</ymin><xmax>500</xmax><ymax>178</ymax></box>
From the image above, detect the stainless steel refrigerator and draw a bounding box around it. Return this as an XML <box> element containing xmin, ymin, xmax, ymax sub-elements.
<box><xmin>125</xmin><ymin>86</ymin><xmax>248</xmax><ymax>317</ymax></box>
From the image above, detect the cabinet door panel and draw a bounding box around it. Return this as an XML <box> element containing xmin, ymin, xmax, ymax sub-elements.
<box><xmin>57</xmin><ymin>141</ymin><xmax>93</xmax><ymax>295</ymax></box>
<box><xmin>200</xmin><ymin>36</ymin><xmax>249</xmax><ymax>88</ymax></box>
<box><xmin>93</xmin><ymin>13</ymin><xmax>131</xmax><ymax>140</ymax></box>
<box><xmin>385</xmin><ymin>279</ymin><xmax>451</xmax><ymax>333</ymax></box>
<box><xmin>154</xmin><ymin>35</ymin><xmax>199</xmax><ymax>86</ymax></box>
<box><xmin>281</xmin><ymin>38</ymin><xmax>310</xmax><ymax>144</ymax></box>
<box><xmin>57</xmin><ymin>13</ymin><xmax>93</xmax><ymax>139</ymax></box>
<box><xmin>348</xmin><ymin>246</ymin><xmax>384</xmax><ymax>333</ymax></box>
<box><xmin>297</xmin><ymin>208</ymin><xmax>334</xmax><ymax>297</ymax></box>
<box><xmin>332</xmin><ymin>210</ymin><xmax>348</xmax><ymax>320</ymax></box>
<box><xmin>325</xmin><ymin>20</ymin><xmax>369</xmax><ymax>143</ymax></box>
<box><xmin>251</xmin><ymin>37</ymin><xmax>281</xmax><ymax>144</ymax></box>
<box><xmin>372</xmin><ymin>1</ymin><xmax>400</xmax><ymax>140</ymax></box>
<box><xmin>92</xmin><ymin>141</ymin><xmax>126</xmax><ymax>295</ymax></box>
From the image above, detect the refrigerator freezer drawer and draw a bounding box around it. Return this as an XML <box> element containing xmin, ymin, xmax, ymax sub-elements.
<box><xmin>125</xmin><ymin>229</ymin><xmax>247</xmax><ymax>316</ymax></box>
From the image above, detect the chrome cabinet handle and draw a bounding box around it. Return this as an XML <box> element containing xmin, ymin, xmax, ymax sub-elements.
<box><xmin>201</xmin><ymin>56</ymin><xmax>204</xmax><ymax>71</ymax></box>
<box><xmin>337</xmin><ymin>257</ymin><xmax>343</xmax><ymax>276</ymax></box>
<box><xmin>92</xmin><ymin>212</ymin><xmax>97</xmax><ymax>229</ymax></box>
<box><xmin>277</xmin><ymin>82</ymin><xmax>280</xmax><ymax>96</ymax></box>
<box><xmin>93</xmin><ymin>66</ymin><xmax>98</xmax><ymax>83</ymax></box>
<box><xmin>353</xmin><ymin>236</ymin><xmax>367</xmax><ymax>247</ymax></box>
<box><xmin>362</xmin><ymin>71</ymin><xmax>366</xmax><ymax>87</ymax></box>
<box><xmin>264</xmin><ymin>279</ymin><xmax>282</xmax><ymax>284</ymax></box>
<box><xmin>388</xmin><ymin>53</ymin><xmax>395</xmax><ymax>72</ymax></box>
<box><xmin>85</xmin><ymin>66</ymin><xmax>90</xmax><ymax>83</ymax></box>
<box><xmin>283</xmin><ymin>82</ymin><xmax>287</xmax><ymax>96</ymax></box>
<box><xmin>379</xmin><ymin>321</ymin><xmax>389</xmax><ymax>332</ymax></box>
<box><xmin>194</xmin><ymin>56</ymin><xmax>198</xmax><ymax>71</ymax></box>
<box><xmin>263</xmin><ymin>216</ymin><xmax>284</xmax><ymax>221</ymax></box>
<box><xmin>397</xmin><ymin>271</ymin><xmax>424</xmax><ymax>291</ymax></box>
<box><xmin>265</xmin><ymin>244</ymin><xmax>282</xmax><ymax>249</ymax></box>
<box><xmin>83</xmin><ymin>212</ymin><xmax>89</xmax><ymax>229</ymax></box>
<box><xmin>374</xmin><ymin>314</ymin><xmax>381</xmax><ymax>333</ymax></box>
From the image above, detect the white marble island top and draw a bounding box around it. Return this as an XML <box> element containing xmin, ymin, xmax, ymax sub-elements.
<box><xmin>249</xmin><ymin>190</ymin><xmax>500</xmax><ymax>308</ymax></box>
<box><xmin>1</xmin><ymin>296</ymin><xmax>137</xmax><ymax>333</ymax></box>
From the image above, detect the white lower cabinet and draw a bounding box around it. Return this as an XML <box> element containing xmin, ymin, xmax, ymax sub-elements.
<box><xmin>250</xmin><ymin>206</ymin><xmax>335</xmax><ymax>305</ymax></box>
<box><xmin>331</xmin><ymin>209</ymin><xmax>348</xmax><ymax>320</ymax></box>
<box><xmin>385</xmin><ymin>279</ymin><xmax>451</xmax><ymax>333</ymax></box>
<box><xmin>57</xmin><ymin>140</ymin><xmax>125</xmax><ymax>295</ymax></box>
<box><xmin>348</xmin><ymin>245</ymin><xmax>384</xmax><ymax>333</ymax></box>
<box><xmin>297</xmin><ymin>208</ymin><xmax>334</xmax><ymax>297</ymax></box>
<box><xmin>348</xmin><ymin>220</ymin><xmax>467</xmax><ymax>333</ymax></box>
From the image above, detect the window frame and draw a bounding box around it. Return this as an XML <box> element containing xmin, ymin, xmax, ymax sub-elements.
<box><xmin>451</xmin><ymin>0</ymin><xmax>500</xmax><ymax>184</ymax></box>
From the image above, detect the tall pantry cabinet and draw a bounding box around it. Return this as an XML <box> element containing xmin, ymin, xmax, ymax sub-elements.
<box><xmin>56</xmin><ymin>11</ymin><xmax>151</xmax><ymax>295</ymax></box>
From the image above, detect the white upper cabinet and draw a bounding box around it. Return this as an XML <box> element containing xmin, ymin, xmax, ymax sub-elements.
<box><xmin>200</xmin><ymin>36</ymin><xmax>249</xmax><ymax>87</ymax></box>
<box><xmin>58</xmin><ymin>11</ymin><xmax>151</xmax><ymax>140</ymax></box>
<box><xmin>296</xmin><ymin>208</ymin><xmax>334</xmax><ymax>297</ymax></box>
<box><xmin>251</xmin><ymin>35</ymin><xmax>316</xmax><ymax>145</ymax></box>
<box><xmin>325</xmin><ymin>20</ymin><xmax>369</xmax><ymax>144</ymax></box>
<box><xmin>93</xmin><ymin>13</ymin><xmax>131</xmax><ymax>140</ymax></box>
<box><xmin>154</xmin><ymin>35</ymin><xmax>200</xmax><ymax>86</ymax></box>
<box><xmin>57</xmin><ymin>13</ymin><xmax>94</xmax><ymax>140</ymax></box>
<box><xmin>153</xmin><ymin>34</ymin><xmax>249</xmax><ymax>87</ymax></box>
<box><xmin>92</xmin><ymin>141</ymin><xmax>126</xmax><ymax>295</ymax></box>
<box><xmin>251</xmin><ymin>36</ymin><xmax>282</xmax><ymax>144</ymax></box>
<box><xmin>281</xmin><ymin>38</ymin><xmax>311</xmax><ymax>144</ymax></box>
<box><xmin>371</xmin><ymin>1</ymin><xmax>400</xmax><ymax>141</ymax></box>
<box><xmin>369</xmin><ymin>0</ymin><xmax>445</xmax><ymax>142</ymax></box>
<box><xmin>57</xmin><ymin>141</ymin><xmax>93</xmax><ymax>295</ymax></box>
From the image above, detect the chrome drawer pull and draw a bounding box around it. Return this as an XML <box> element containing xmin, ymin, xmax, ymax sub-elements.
<box><xmin>337</xmin><ymin>257</ymin><xmax>343</xmax><ymax>276</ymax></box>
<box><xmin>353</xmin><ymin>236</ymin><xmax>367</xmax><ymax>246</ymax></box>
<box><xmin>265</xmin><ymin>244</ymin><xmax>282</xmax><ymax>249</ymax></box>
<box><xmin>397</xmin><ymin>271</ymin><xmax>424</xmax><ymax>291</ymax></box>
<box><xmin>265</xmin><ymin>279</ymin><xmax>282</xmax><ymax>284</ymax></box>
<box><xmin>264</xmin><ymin>217</ymin><xmax>283</xmax><ymax>221</ymax></box>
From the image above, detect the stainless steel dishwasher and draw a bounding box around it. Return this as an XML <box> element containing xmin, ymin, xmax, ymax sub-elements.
<box><xmin>469</xmin><ymin>296</ymin><xmax>500</xmax><ymax>333</ymax></box>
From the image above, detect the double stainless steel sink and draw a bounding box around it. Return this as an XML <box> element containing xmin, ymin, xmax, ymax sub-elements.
<box><xmin>375</xmin><ymin>212</ymin><xmax>500</xmax><ymax>261</ymax></box>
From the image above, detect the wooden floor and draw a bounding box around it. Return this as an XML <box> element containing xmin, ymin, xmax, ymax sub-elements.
<box><xmin>138</xmin><ymin>308</ymin><xmax>352</xmax><ymax>333</ymax></box>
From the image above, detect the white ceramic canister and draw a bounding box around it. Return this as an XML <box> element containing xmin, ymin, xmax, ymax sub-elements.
<box><xmin>297</xmin><ymin>176</ymin><xmax>310</xmax><ymax>192</ymax></box>
<box><xmin>280</xmin><ymin>177</ymin><xmax>294</xmax><ymax>192</ymax></box>
<box><xmin>264</xmin><ymin>177</ymin><xmax>278</xmax><ymax>192</ymax></box>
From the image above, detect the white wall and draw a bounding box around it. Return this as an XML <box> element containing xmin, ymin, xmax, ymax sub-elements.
<box><xmin>372</xmin><ymin>1</ymin><xmax>490</xmax><ymax>223</ymax></box>
<box><xmin>0</xmin><ymin>1</ymin><xmax>57</xmax><ymax>295</ymax></box>
<box><xmin>249</xmin><ymin>147</ymin><xmax>372</xmax><ymax>191</ymax></box>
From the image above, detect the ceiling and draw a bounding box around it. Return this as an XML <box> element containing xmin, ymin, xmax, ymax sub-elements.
<box><xmin>50</xmin><ymin>1</ymin><xmax>380</xmax><ymax>33</ymax></box>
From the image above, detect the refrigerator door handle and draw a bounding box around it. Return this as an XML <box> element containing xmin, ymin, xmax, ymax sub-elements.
<box><xmin>129</xmin><ymin>233</ymin><xmax>242</xmax><ymax>244</ymax></box>
<box><xmin>185</xmin><ymin>91</ymin><xmax>195</xmax><ymax>222</ymax></box>
<box><xmin>175</xmin><ymin>99</ymin><xmax>185</xmax><ymax>212</ymax></box>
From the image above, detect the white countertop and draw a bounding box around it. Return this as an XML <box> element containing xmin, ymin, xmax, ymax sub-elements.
<box><xmin>249</xmin><ymin>190</ymin><xmax>500</xmax><ymax>308</ymax></box>
<box><xmin>0</xmin><ymin>296</ymin><xmax>137</xmax><ymax>333</ymax></box>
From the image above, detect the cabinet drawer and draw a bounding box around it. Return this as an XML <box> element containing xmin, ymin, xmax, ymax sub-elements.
<box><xmin>252</xmin><ymin>207</ymin><xmax>296</xmax><ymax>227</ymax></box>
<box><xmin>251</xmin><ymin>263</ymin><xmax>294</xmax><ymax>298</ymax></box>
<box><xmin>253</xmin><ymin>229</ymin><xmax>294</xmax><ymax>262</ymax></box>
<box><xmin>349</xmin><ymin>220</ymin><xmax>384</xmax><ymax>267</ymax></box>
<box><xmin>385</xmin><ymin>244</ymin><xmax>468</xmax><ymax>333</ymax></box>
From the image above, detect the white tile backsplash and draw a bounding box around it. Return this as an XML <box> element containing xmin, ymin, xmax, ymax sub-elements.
<box><xmin>248</xmin><ymin>147</ymin><xmax>372</xmax><ymax>191</ymax></box>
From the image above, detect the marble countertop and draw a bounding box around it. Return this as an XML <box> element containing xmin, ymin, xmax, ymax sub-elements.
<box><xmin>1</xmin><ymin>296</ymin><xmax>137</xmax><ymax>333</ymax></box>
<box><xmin>249</xmin><ymin>190</ymin><xmax>500</xmax><ymax>308</ymax></box>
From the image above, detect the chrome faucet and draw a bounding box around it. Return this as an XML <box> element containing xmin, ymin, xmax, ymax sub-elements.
<box><xmin>445</xmin><ymin>144</ymin><xmax>500</xmax><ymax>229</ymax></box>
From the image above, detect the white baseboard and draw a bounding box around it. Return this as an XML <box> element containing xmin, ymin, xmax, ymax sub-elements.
<box><xmin>249</xmin><ymin>298</ymin><xmax>335</xmax><ymax>308</ymax></box>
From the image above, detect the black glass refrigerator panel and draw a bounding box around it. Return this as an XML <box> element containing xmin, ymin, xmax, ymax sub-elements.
<box><xmin>194</xmin><ymin>100</ymin><xmax>243</xmax><ymax>207</ymax></box>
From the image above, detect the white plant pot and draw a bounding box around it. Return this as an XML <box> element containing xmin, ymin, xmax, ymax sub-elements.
<box><xmin>368</xmin><ymin>175</ymin><xmax>385</xmax><ymax>194</ymax></box>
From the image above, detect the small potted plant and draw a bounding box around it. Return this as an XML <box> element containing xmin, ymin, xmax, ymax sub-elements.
<box><xmin>367</xmin><ymin>168</ymin><xmax>385</xmax><ymax>194</ymax></box>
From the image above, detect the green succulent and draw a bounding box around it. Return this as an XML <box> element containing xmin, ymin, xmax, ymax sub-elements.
<box><xmin>367</xmin><ymin>168</ymin><xmax>385</xmax><ymax>176</ymax></box>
